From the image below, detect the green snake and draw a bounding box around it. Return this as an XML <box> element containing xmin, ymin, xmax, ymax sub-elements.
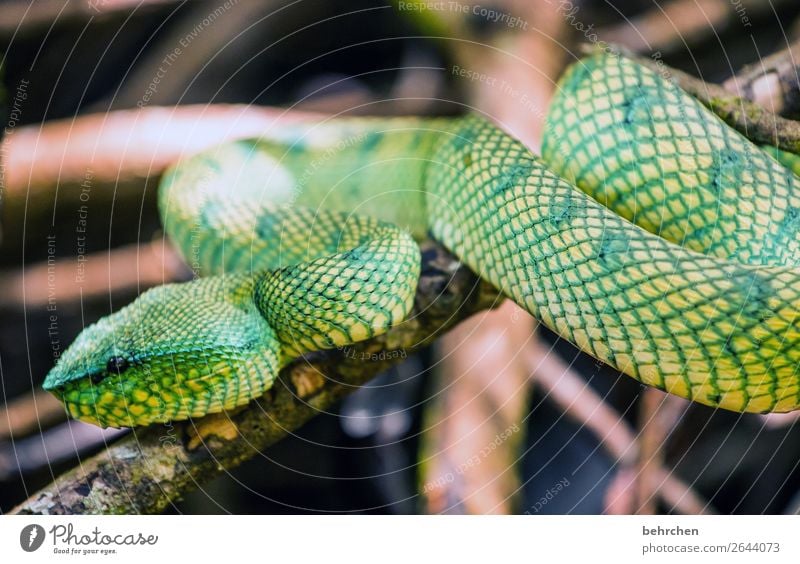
<box><xmin>44</xmin><ymin>52</ymin><xmax>800</xmax><ymax>427</ymax></box>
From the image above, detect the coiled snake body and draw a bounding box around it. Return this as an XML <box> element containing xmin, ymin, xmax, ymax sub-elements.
<box><xmin>45</xmin><ymin>52</ymin><xmax>800</xmax><ymax>427</ymax></box>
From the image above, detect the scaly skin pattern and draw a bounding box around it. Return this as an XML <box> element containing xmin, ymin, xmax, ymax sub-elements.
<box><xmin>542</xmin><ymin>52</ymin><xmax>800</xmax><ymax>267</ymax></box>
<box><xmin>44</xmin><ymin>52</ymin><xmax>800</xmax><ymax>427</ymax></box>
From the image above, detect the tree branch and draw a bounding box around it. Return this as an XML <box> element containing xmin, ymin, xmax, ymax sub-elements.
<box><xmin>635</xmin><ymin>390</ymin><xmax>687</xmax><ymax>515</ymax></box>
<box><xmin>596</xmin><ymin>0</ymin><xmax>795</xmax><ymax>57</ymax></box>
<box><xmin>722</xmin><ymin>39</ymin><xmax>800</xmax><ymax>119</ymax></box>
<box><xmin>10</xmin><ymin>242</ymin><xmax>501</xmax><ymax>515</ymax></box>
<box><xmin>2</xmin><ymin>104</ymin><xmax>321</xmax><ymax>205</ymax></box>
<box><xmin>524</xmin><ymin>343</ymin><xmax>716</xmax><ymax>515</ymax></box>
<box><xmin>0</xmin><ymin>0</ymin><xmax>179</xmax><ymax>38</ymax></box>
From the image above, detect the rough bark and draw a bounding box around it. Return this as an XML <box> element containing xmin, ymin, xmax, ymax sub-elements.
<box><xmin>723</xmin><ymin>39</ymin><xmax>800</xmax><ymax>119</ymax></box>
<box><xmin>596</xmin><ymin>0</ymin><xmax>796</xmax><ymax>57</ymax></box>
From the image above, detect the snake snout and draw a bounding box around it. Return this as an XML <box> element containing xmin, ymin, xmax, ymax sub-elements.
<box><xmin>44</xmin><ymin>276</ymin><xmax>282</xmax><ymax>427</ymax></box>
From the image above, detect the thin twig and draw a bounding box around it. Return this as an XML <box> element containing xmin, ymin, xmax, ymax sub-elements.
<box><xmin>0</xmin><ymin>240</ymin><xmax>188</xmax><ymax>308</ymax></box>
<box><xmin>636</xmin><ymin>391</ymin><xmax>688</xmax><ymax>514</ymax></box>
<box><xmin>0</xmin><ymin>390</ymin><xmax>65</xmax><ymax>441</ymax></box>
<box><xmin>525</xmin><ymin>343</ymin><xmax>716</xmax><ymax>515</ymax></box>
<box><xmin>421</xmin><ymin>303</ymin><xmax>533</xmax><ymax>515</ymax></box>
<box><xmin>597</xmin><ymin>0</ymin><xmax>796</xmax><ymax>57</ymax></box>
<box><xmin>2</xmin><ymin>104</ymin><xmax>321</xmax><ymax>204</ymax></box>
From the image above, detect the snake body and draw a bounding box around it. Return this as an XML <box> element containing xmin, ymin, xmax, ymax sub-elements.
<box><xmin>44</xmin><ymin>52</ymin><xmax>800</xmax><ymax>427</ymax></box>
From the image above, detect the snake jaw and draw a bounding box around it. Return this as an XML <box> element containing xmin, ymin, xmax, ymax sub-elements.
<box><xmin>48</xmin><ymin>350</ymin><xmax>280</xmax><ymax>428</ymax></box>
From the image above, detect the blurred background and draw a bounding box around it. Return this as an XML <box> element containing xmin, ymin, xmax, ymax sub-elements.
<box><xmin>2</xmin><ymin>0</ymin><xmax>800</xmax><ymax>515</ymax></box>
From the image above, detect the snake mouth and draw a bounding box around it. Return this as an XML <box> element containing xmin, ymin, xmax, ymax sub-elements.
<box><xmin>47</xmin><ymin>342</ymin><xmax>283</xmax><ymax>428</ymax></box>
<box><xmin>50</xmin><ymin>377</ymin><xmax>139</xmax><ymax>428</ymax></box>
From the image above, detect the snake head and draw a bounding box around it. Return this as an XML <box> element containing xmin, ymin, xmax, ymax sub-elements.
<box><xmin>43</xmin><ymin>275</ymin><xmax>279</xmax><ymax>428</ymax></box>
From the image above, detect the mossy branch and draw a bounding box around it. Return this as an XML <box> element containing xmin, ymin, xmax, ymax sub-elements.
<box><xmin>10</xmin><ymin>242</ymin><xmax>501</xmax><ymax>515</ymax></box>
<box><xmin>722</xmin><ymin>39</ymin><xmax>800</xmax><ymax>119</ymax></box>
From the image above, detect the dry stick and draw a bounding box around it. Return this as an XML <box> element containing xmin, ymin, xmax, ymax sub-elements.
<box><xmin>597</xmin><ymin>0</ymin><xmax>795</xmax><ymax>57</ymax></box>
<box><xmin>422</xmin><ymin>304</ymin><xmax>533</xmax><ymax>515</ymax></box>
<box><xmin>0</xmin><ymin>240</ymin><xmax>187</xmax><ymax>308</ymax></box>
<box><xmin>598</xmin><ymin>0</ymin><xmax>730</xmax><ymax>56</ymax></box>
<box><xmin>0</xmin><ymin>0</ymin><xmax>179</xmax><ymax>37</ymax></box>
<box><xmin>635</xmin><ymin>390</ymin><xmax>689</xmax><ymax>515</ymax></box>
<box><xmin>10</xmin><ymin>242</ymin><xmax>500</xmax><ymax>515</ymax></box>
<box><xmin>0</xmin><ymin>391</ymin><xmax>64</xmax><ymax>441</ymax></box>
<box><xmin>635</xmin><ymin>390</ymin><xmax>662</xmax><ymax>515</ymax></box>
<box><xmin>647</xmin><ymin>395</ymin><xmax>694</xmax><ymax>513</ymax></box>
<box><xmin>2</xmin><ymin>104</ymin><xmax>322</xmax><ymax>204</ymax></box>
<box><xmin>722</xmin><ymin>39</ymin><xmax>800</xmax><ymax>118</ymax></box>
<box><xmin>525</xmin><ymin>344</ymin><xmax>716</xmax><ymax>515</ymax></box>
<box><xmin>1</xmin><ymin>104</ymin><xmax>323</xmax><ymax>254</ymax></box>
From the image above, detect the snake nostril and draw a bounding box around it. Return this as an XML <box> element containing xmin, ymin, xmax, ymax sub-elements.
<box><xmin>106</xmin><ymin>356</ymin><xmax>130</xmax><ymax>375</ymax></box>
<box><xmin>90</xmin><ymin>372</ymin><xmax>107</xmax><ymax>385</ymax></box>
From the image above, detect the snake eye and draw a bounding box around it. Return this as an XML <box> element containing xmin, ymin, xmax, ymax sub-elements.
<box><xmin>106</xmin><ymin>356</ymin><xmax>130</xmax><ymax>375</ymax></box>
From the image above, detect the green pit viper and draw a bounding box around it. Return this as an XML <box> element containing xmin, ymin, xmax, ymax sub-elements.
<box><xmin>44</xmin><ymin>52</ymin><xmax>800</xmax><ymax>427</ymax></box>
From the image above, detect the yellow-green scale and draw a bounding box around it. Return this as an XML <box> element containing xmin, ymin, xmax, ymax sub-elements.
<box><xmin>542</xmin><ymin>52</ymin><xmax>800</xmax><ymax>268</ymax></box>
<box><xmin>159</xmin><ymin>118</ymin><xmax>447</xmax><ymax>276</ymax></box>
<box><xmin>427</xmin><ymin>116</ymin><xmax>800</xmax><ymax>413</ymax></box>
